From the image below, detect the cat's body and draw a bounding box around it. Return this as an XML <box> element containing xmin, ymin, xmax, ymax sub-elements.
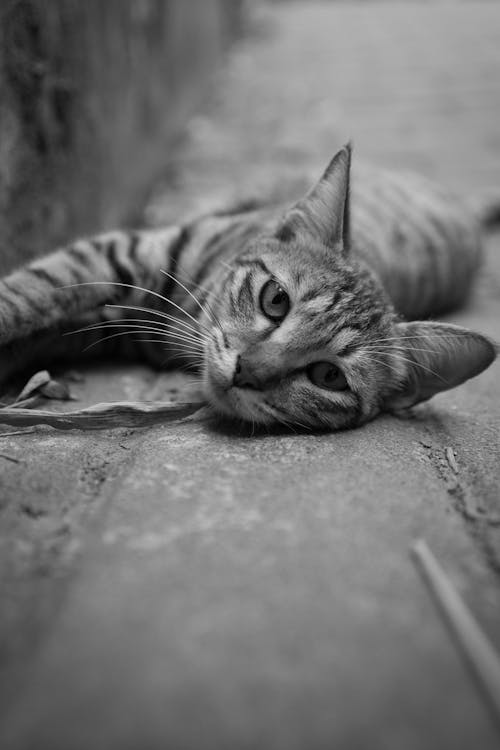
<box><xmin>0</xmin><ymin>146</ymin><xmax>496</xmax><ymax>429</ymax></box>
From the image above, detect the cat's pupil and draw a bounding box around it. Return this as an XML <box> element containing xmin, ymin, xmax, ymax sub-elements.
<box><xmin>259</xmin><ymin>280</ymin><xmax>290</xmax><ymax>321</ymax></box>
<box><xmin>307</xmin><ymin>361</ymin><xmax>348</xmax><ymax>391</ymax></box>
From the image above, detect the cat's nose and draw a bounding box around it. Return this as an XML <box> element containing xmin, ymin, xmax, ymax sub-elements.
<box><xmin>233</xmin><ymin>355</ymin><xmax>262</xmax><ymax>390</ymax></box>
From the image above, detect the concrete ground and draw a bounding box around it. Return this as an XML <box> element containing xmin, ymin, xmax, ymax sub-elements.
<box><xmin>1</xmin><ymin>2</ymin><xmax>500</xmax><ymax>748</ymax></box>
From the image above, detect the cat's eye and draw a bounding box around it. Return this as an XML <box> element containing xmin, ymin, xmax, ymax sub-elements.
<box><xmin>259</xmin><ymin>280</ymin><xmax>290</xmax><ymax>322</ymax></box>
<box><xmin>307</xmin><ymin>362</ymin><xmax>348</xmax><ymax>391</ymax></box>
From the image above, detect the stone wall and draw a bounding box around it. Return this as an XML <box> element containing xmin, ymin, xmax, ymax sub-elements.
<box><xmin>0</xmin><ymin>0</ymin><xmax>244</xmax><ymax>274</ymax></box>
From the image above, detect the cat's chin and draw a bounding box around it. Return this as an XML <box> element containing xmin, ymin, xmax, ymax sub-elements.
<box><xmin>208</xmin><ymin>384</ymin><xmax>271</xmax><ymax>424</ymax></box>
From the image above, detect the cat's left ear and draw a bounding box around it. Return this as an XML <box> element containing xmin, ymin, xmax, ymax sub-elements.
<box><xmin>276</xmin><ymin>143</ymin><xmax>352</xmax><ymax>252</ymax></box>
<box><xmin>383</xmin><ymin>321</ymin><xmax>496</xmax><ymax>410</ymax></box>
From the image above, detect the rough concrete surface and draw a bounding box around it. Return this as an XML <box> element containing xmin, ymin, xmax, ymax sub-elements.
<box><xmin>1</xmin><ymin>2</ymin><xmax>500</xmax><ymax>749</ymax></box>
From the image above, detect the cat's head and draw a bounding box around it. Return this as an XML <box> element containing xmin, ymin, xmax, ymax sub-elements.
<box><xmin>202</xmin><ymin>145</ymin><xmax>496</xmax><ymax>429</ymax></box>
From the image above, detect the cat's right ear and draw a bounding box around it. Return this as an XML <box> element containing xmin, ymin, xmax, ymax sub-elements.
<box><xmin>383</xmin><ymin>321</ymin><xmax>496</xmax><ymax>410</ymax></box>
<box><xmin>276</xmin><ymin>143</ymin><xmax>352</xmax><ymax>253</ymax></box>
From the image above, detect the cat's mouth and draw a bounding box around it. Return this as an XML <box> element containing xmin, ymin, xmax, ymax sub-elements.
<box><xmin>202</xmin><ymin>359</ymin><xmax>270</xmax><ymax>423</ymax></box>
<box><xmin>203</xmin><ymin>334</ymin><xmax>274</xmax><ymax>424</ymax></box>
<box><xmin>205</xmin><ymin>374</ymin><xmax>266</xmax><ymax>422</ymax></box>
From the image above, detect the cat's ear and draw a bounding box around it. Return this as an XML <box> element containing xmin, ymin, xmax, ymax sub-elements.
<box><xmin>383</xmin><ymin>321</ymin><xmax>496</xmax><ymax>410</ymax></box>
<box><xmin>276</xmin><ymin>143</ymin><xmax>352</xmax><ymax>252</ymax></box>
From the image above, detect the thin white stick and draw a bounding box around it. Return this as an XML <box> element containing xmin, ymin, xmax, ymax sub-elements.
<box><xmin>412</xmin><ymin>539</ymin><xmax>500</xmax><ymax>729</ymax></box>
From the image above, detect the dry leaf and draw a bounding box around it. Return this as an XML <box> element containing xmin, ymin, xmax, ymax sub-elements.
<box><xmin>63</xmin><ymin>370</ymin><xmax>85</xmax><ymax>383</ymax></box>
<box><xmin>0</xmin><ymin>400</ymin><xmax>205</xmax><ymax>430</ymax></box>
<box><xmin>40</xmin><ymin>379</ymin><xmax>74</xmax><ymax>401</ymax></box>
<box><xmin>12</xmin><ymin>370</ymin><xmax>75</xmax><ymax>406</ymax></box>
<box><xmin>445</xmin><ymin>446</ymin><xmax>459</xmax><ymax>474</ymax></box>
<box><xmin>15</xmin><ymin>370</ymin><xmax>51</xmax><ymax>402</ymax></box>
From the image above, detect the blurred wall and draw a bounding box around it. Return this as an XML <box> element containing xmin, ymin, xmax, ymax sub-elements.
<box><xmin>0</xmin><ymin>0</ymin><xmax>244</xmax><ymax>274</ymax></box>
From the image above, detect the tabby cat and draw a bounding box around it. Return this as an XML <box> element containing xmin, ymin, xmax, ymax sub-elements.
<box><xmin>0</xmin><ymin>144</ymin><xmax>497</xmax><ymax>430</ymax></box>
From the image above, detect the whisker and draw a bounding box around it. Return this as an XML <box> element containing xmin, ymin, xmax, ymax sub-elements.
<box><xmin>104</xmin><ymin>304</ymin><xmax>210</xmax><ymax>340</ymax></box>
<box><xmin>266</xmin><ymin>401</ymin><xmax>311</xmax><ymax>432</ymax></box>
<box><xmin>361</xmin><ymin>355</ymin><xmax>403</xmax><ymax>376</ymax></box>
<box><xmin>170</xmin><ymin>263</ymin><xmax>223</xmax><ymax>331</ymax></box>
<box><xmin>395</xmin><ymin>357</ymin><xmax>445</xmax><ymax>381</ymax></box>
<box><xmin>67</xmin><ymin>326</ymin><xmax>203</xmax><ymax>351</ymax></box>
<box><xmin>261</xmin><ymin>401</ymin><xmax>309</xmax><ymax>432</ymax></box>
<box><xmin>173</xmin><ymin>269</ymin><xmax>218</xmax><ymax>306</ymax></box>
<box><xmin>141</xmin><ymin>339</ymin><xmax>204</xmax><ymax>355</ymax></box>
<box><xmin>364</xmin><ymin>352</ymin><xmax>445</xmax><ymax>381</ymax></box>
<box><xmin>272</xmin><ymin>411</ymin><xmax>298</xmax><ymax>434</ymax></box>
<box><xmin>67</xmin><ymin>321</ymin><xmax>204</xmax><ymax>347</ymax></box>
<box><xmin>170</xmin><ymin>262</ymin><xmax>214</xmax><ymax>296</ymax></box>
<box><xmin>61</xmin><ymin>281</ymin><xmax>213</xmax><ymax>335</ymax></box>
<box><xmin>161</xmin><ymin>268</ymin><xmax>226</xmax><ymax>339</ymax></box>
<box><xmin>366</xmin><ymin>332</ymin><xmax>475</xmax><ymax>346</ymax></box>
<box><xmin>167</xmin><ymin>351</ymin><xmax>204</xmax><ymax>366</ymax></box>
<box><xmin>160</xmin><ymin>269</ymin><xmax>219</xmax><ymax>327</ymax></box>
<box><xmin>80</xmin><ymin>329</ymin><xmax>204</xmax><ymax>354</ymax></box>
<box><xmin>364</xmin><ymin>345</ymin><xmax>454</xmax><ymax>357</ymax></box>
<box><xmin>133</xmin><ymin>338</ymin><xmax>204</xmax><ymax>354</ymax></box>
<box><xmin>291</xmin><ymin>416</ymin><xmax>311</xmax><ymax>431</ymax></box>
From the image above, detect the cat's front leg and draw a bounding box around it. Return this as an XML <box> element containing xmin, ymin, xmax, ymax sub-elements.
<box><xmin>0</xmin><ymin>224</ymin><xmax>187</xmax><ymax>343</ymax></box>
<box><xmin>0</xmin><ymin>225</ymin><xmax>189</xmax><ymax>384</ymax></box>
<box><xmin>0</xmin><ymin>311</ymin><xmax>132</xmax><ymax>388</ymax></box>
<box><xmin>0</xmin><ymin>231</ymin><xmax>140</xmax><ymax>347</ymax></box>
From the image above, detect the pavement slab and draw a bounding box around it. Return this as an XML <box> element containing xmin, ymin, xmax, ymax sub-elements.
<box><xmin>1</xmin><ymin>2</ymin><xmax>500</xmax><ymax>749</ymax></box>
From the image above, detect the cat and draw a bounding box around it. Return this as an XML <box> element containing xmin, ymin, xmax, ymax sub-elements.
<box><xmin>0</xmin><ymin>144</ymin><xmax>497</xmax><ymax>430</ymax></box>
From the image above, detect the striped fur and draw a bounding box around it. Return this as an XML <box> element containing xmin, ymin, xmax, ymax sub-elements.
<box><xmin>0</xmin><ymin>145</ymin><xmax>496</xmax><ymax>429</ymax></box>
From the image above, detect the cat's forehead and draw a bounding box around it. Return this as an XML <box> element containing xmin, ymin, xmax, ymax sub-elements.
<box><xmin>255</xmin><ymin>238</ymin><xmax>368</xmax><ymax>303</ymax></box>
<box><xmin>249</xmin><ymin>237</ymin><xmax>392</xmax><ymax>337</ymax></box>
<box><xmin>256</xmin><ymin>237</ymin><xmax>347</xmax><ymax>285</ymax></box>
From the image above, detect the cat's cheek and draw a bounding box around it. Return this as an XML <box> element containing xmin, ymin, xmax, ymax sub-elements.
<box><xmin>203</xmin><ymin>336</ymin><xmax>236</xmax><ymax>390</ymax></box>
<box><xmin>351</xmin><ymin>397</ymin><xmax>380</xmax><ymax>428</ymax></box>
<box><xmin>229</xmin><ymin>390</ymin><xmax>267</xmax><ymax>423</ymax></box>
<box><xmin>201</xmin><ymin>368</ymin><xmax>231</xmax><ymax>415</ymax></box>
